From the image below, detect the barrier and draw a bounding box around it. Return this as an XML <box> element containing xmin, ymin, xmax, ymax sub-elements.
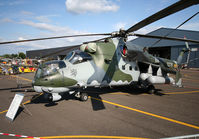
<box><xmin>5</xmin><ymin>93</ymin><xmax>32</xmax><ymax>122</ymax></box>
<box><xmin>0</xmin><ymin>132</ymin><xmax>42</xmax><ymax>139</ymax></box>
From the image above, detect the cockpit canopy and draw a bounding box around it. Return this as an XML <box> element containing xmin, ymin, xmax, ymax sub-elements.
<box><xmin>64</xmin><ymin>50</ymin><xmax>92</xmax><ymax>64</ymax></box>
<box><xmin>35</xmin><ymin>60</ymin><xmax>66</xmax><ymax>79</ymax></box>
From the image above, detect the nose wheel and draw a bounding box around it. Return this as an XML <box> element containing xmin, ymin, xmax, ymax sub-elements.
<box><xmin>80</xmin><ymin>93</ymin><xmax>88</xmax><ymax>101</ymax></box>
<box><xmin>75</xmin><ymin>92</ymin><xmax>88</xmax><ymax>101</ymax></box>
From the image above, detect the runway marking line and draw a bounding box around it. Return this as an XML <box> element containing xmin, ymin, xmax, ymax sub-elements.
<box><xmin>1</xmin><ymin>90</ymin><xmax>198</xmax><ymax>115</ymax></box>
<box><xmin>10</xmin><ymin>75</ymin><xmax>32</xmax><ymax>82</ymax></box>
<box><xmin>164</xmin><ymin>90</ymin><xmax>199</xmax><ymax>95</ymax></box>
<box><xmin>1</xmin><ymin>75</ymin><xmax>199</xmax><ymax>131</ymax></box>
<box><xmin>0</xmin><ymin>110</ymin><xmax>8</xmax><ymax>114</ymax></box>
<box><xmin>91</xmin><ymin>97</ymin><xmax>199</xmax><ymax>130</ymax></box>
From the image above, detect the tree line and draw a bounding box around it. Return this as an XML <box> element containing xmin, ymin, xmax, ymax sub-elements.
<box><xmin>1</xmin><ymin>52</ymin><xmax>26</xmax><ymax>59</ymax></box>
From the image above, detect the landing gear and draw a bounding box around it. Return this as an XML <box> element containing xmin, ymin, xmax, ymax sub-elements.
<box><xmin>138</xmin><ymin>80</ymin><xmax>156</xmax><ymax>94</ymax></box>
<box><xmin>147</xmin><ymin>85</ymin><xmax>156</xmax><ymax>94</ymax></box>
<box><xmin>75</xmin><ymin>92</ymin><xmax>88</xmax><ymax>101</ymax></box>
<box><xmin>44</xmin><ymin>93</ymin><xmax>53</xmax><ymax>101</ymax></box>
<box><xmin>80</xmin><ymin>93</ymin><xmax>88</xmax><ymax>101</ymax></box>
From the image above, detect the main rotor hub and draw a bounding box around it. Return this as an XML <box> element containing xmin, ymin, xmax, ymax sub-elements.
<box><xmin>111</xmin><ymin>28</ymin><xmax>128</xmax><ymax>38</ymax></box>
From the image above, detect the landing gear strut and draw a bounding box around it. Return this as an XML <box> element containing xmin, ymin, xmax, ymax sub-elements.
<box><xmin>75</xmin><ymin>92</ymin><xmax>88</xmax><ymax>101</ymax></box>
<box><xmin>80</xmin><ymin>93</ymin><xmax>88</xmax><ymax>101</ymax></box>
<box><xmin>147</xmin><ymin>85</ymin><xmax>156</xmax><ymax>94</ymax></box>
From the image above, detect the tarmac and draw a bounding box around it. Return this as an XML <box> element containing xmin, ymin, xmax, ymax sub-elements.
<box><xmin>0</xmin><ymin>69</ymin><xmax>199</xmax><ymax>139</ymax></box>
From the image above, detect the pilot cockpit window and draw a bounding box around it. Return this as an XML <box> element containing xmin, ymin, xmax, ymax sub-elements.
<box><xmin>65</xmin><ymin>50</ymin><xmax>92</xmax><ymax>64</ymax></box>
<box><xmin>42</xmin><ymin>62</ymin><xmax>59</xmax><ymax>77</ymax></box>
<box><xmin>59</xmin><ymin>61</ymin><xmax>66</xmax><ymax>68</ymax></box>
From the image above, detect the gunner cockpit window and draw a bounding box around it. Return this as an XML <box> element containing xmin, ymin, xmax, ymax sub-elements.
<box><xmin>35</xmin><ymin>61</ymin><xmax>66</xmax><ymax>78</ymax></box>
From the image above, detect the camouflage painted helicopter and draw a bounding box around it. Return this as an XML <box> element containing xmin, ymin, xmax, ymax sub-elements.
<box><xmin>1</xmin><ymin>0</ymin><xmax>199</xmax><ymax>102</ymax></box>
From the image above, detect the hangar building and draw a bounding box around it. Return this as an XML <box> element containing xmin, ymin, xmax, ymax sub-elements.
<box><xmin>26</xmin><ymin>45</ymin><xmax>79</xmax><ymax>59</ymax></box>
<box><xmin>129</xmin><ymin>28</ymin><xmax>199</xmax><ymax>68</ymax></box>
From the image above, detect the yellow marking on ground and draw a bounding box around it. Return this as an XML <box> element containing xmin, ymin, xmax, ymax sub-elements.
<box><xmin>2</xmin><ymin>90</ymin><xmax>197</xmax><ymax>115</ymax></box>
<box><xmin>184</xmin><ymin>74</ymin><xmax>189</xmax><ymax>77</ymax></box>
<box><xmin>0</xmin><ymin>110</ymin><xmax>8</xmax><ymax>114</ymax></box>
<box><xmin>33</xmin><ymin>135</ymin><xmax>147</xmax><ymax>139</ymax></box>
<box><xmin>21</xmin><ymin>100</ymin><xmax>31</xmax><ymax>105</ymax></box>
<box><xmin>164</xmin><ymin>90</ymin><xmax>199</xmax><ymax>95</ymax></box>
<box><xmin>91</xmin><ymin>97</ymin><xmax>199</xmax><ymax>130</ymax></box>
<box><xmin>10</xmin><ymin>75</ymin><xmax>32</xmax><ymax>82</ymax></box>
<box><xmin>2</xmin><ymin>75</ymin><xmax>199</xmax><ymax>130</ymax></box>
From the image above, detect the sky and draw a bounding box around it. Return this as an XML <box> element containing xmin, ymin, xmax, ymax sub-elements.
<box><xmin>0</xmin><ymin>0</ymin><xmax>199</xmax><ymax>55</ymax></box>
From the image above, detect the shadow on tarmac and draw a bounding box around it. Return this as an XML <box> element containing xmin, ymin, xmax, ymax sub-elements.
<box><xmin>29</xmin><ymin>86</ymin><xmax>165</xmax><ymax>111</ymax></box>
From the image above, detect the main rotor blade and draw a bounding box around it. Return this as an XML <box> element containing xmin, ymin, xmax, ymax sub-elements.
<box><xmin>131</xmin><ymin>33</ymin><xmax>199</xmax><ymax>44</ymax></box>
<box><xmin>150</xmin><ymin>11</ymin><xmax>199</xmax><ymax>47</ymax></box>
<box><xmin>83</xmin><ymin>36</ymin><xmax>113</xmax><ymax>44</ymax></box>
<box><xmin>126</xmin><ymin>0</ymin><xmax>199</xmax><ymax>33</ymax></box>
<box><xmin>0</xmin><ymin>33</ymin><xmax>111</xmax><ymax>45</ymax></box>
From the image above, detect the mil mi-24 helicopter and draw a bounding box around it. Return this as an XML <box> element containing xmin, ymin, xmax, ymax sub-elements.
<box><xmin>1</xmin><ymin>0</ymin><xmax>199</xmax><ymax>102</ymax></box>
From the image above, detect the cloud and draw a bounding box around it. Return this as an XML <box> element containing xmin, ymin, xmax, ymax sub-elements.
<box><xmin>35</xmin><ymin>15</ymin><xmax>59</xmax><ymax>23</ymax></box>
<box><xmin>8</xmin><ymin>0</ymin><xmax>25</xmax><ymax>6</ymax></box>
<box><xmin>20</xmin><ymin>10</ymin><xmax>34</xmax><ymax>16</ymax></box>
<box><xmin>113</xmin><ymin>22</ymin><xmax>127</xmax><ymax>31</ymax></box>
<box><xmin>35</xmin><ymin>16</ymin><xmax>51</xmax><ymax>23</ymax></box>
<box><xmin>0</xmin><ymin>18</ymin><xmax>13</xmax><ymax>23</ymax></box>
<box><xmin>180</xmin><ymin>21</ymin><xmax>199</xmax><ymax>31</ymax></box>
<box><xmin>0</xmin><ymin>19</ymin><xmax>105</xmax><ymax>55</ymax></box>
<box><xmin>1</xmin><ymin>18</ymin><xmax>164</xmax><ymax>55</ymax></box>
<box><xmin>65</xmin><ymin>0</ymin><xmax>119</xmax><ymax>14</ymax></box>
<box><xmin>18</xmin><ymin>20</ymin><xmax>103</xmax><ymax>38</ymax></box>
<box><xmin>19</xmin><ymin>11</ymin><xmax>59</xmax><ymax>23</ymax></box>
<box><xmin>19</xmin><ymin>20</ymin><xmax>69</xmax><ymax>32</ymax></box>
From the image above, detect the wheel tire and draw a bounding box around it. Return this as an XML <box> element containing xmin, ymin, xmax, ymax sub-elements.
<box><xmin>80</xmin><ymin>93</ymin><xmax>88</xmax><ymax>101</ymax></box>
<box><xmin>44</xmin><ymin>93</ymin><xmax>53</xmax><ymax>102</ymax></box>
<box><xmin>147</xmin><ymin>85</ymin><xmax>155</xmax><ymax>94</ymax></box>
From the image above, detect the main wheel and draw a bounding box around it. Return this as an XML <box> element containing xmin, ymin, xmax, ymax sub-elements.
<box><xmin>44</xmin><ymin>93</ymin><xmax>53</xmax><ymax>102</ymax></box>
<box><xmin>80</xmin><ymin>93</ymin><xmax>88</xmax><ymax>101</ymax></box>
<box><xmin>147</xmin><ymin>85</ymin><xmax>156</xmax><ymax>94</ymax></box>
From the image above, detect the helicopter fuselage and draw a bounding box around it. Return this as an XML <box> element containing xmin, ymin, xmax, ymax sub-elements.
<box><xmin>32</xmin><ymin>38</ymin><xmax>180</xmax><ymax>102</ymax></box>
<box><xmin>33</xmin><ymin>39</ymin><xmax>140</xmax><ymax>96</ymax></box>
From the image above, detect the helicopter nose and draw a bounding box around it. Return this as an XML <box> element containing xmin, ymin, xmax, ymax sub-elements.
<box><xmin>33</xmin><ymin>85</ymin><xmax>43</xmax><ymax>93</ymax></box>
<box><xmin>32</xmin><ymin>79</ymin><xmax>35</xmax><ymax>87</ymax></box>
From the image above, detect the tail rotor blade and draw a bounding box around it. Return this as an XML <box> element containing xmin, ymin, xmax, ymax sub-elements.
<box><xmin>190</xmin><ymin>48</ymin><xmax>199</xmax><ymax>51</ymax></box>
<box><xmin>184</xmin><ymin>36</ymin><xmax>190</xmax><ymax>49</ymax></box>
